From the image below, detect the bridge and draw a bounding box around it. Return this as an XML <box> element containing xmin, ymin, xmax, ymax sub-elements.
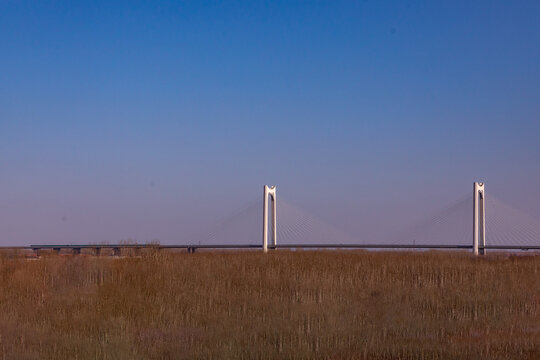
<box><xmin>2</xmin><ymin>182</ymin><xmax>540</xmax><ymax>256</ymax></box>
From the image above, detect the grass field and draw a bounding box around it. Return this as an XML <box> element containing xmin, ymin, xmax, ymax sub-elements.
<box><xmin>0</xmin><ymin>250</ymin><xmax>538</xmax><ymax>359</ymax></box>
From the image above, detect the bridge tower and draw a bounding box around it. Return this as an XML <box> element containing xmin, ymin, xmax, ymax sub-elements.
<box><xmin>473</xmin><ymin>182</ymin><xmax>486</xmax><ymax>255</ymax></box>
<box><xmin>262</xmin><ymin>185</ymin><xmax>277</xmax><ymax>252</ymax></box>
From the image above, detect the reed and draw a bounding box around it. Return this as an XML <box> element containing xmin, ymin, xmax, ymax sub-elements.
<box><xmin>0</xmin><ymin>250</ymin><xmax>538</xmax><ymax>359</ymax></box>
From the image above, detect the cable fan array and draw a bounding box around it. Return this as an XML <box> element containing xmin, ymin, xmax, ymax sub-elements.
<box><xmin>195</xmin><ymin>191</ymin><xmax>540</xmax><ymax>247</ymax></box>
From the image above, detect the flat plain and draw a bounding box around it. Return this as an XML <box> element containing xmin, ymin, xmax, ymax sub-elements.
<box><xmin>0</xmin><ymin>250</ymin><xmax>538</xmax><ymax>359</ymax></box>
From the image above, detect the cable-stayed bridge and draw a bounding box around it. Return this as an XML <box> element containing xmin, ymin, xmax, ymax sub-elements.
<box><xmin>193</xmin><ymin>183</ymin><xmax>540</xmax><ymax>254</ymax></box>
<box><xmin>6</xmin><ymin>182</ymin><xmax>540</xmax><ymax>255</ymax></box>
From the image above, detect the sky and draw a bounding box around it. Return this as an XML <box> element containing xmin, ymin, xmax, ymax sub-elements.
<box><xmin>1</xmin><ymin>1</ymin><xmax>540</xmax><ymax>245</ymax></box>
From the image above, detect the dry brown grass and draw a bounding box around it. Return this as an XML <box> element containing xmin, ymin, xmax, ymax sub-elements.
<box><xmin>0</xmin><ymin>250</ymin><xmax>538</xmax><ymax>359</ymax></box>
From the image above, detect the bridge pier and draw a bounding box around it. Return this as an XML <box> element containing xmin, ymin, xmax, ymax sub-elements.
<box><xmin>94</xmin><ymin>247</ymin><xmax>101</xmax><ymax>256</ymax></box>
<box><xmin>32</xmin><ymin>248</ymin><xmax>40</xmax><ymax>258</ymax></box>
<box><xmin>112</xmin><ymin>247</ymin><xmax>121</xmax><ymax>257</ymax></box>
<box><xmin>53</xmin><ymin>248</ymin><xmax>61</xmax><ymax>255</ymax></box>
<box><xmin>72</xmin><ymin>248</ymin><xmax>81</xmax><ymax>255</ymax></box>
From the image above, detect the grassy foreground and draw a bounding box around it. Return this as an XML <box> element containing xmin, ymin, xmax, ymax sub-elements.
<box><xmin>0</xmin><ymin>251</ymin><xmax>538</xmax><ymax>360</ymax></box>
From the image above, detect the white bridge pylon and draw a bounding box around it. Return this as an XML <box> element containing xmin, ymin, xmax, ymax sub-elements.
<box><xmin>473</xmin><ymin>181</ymin><xmax>486</xmax><ymax>255</ymax></box>
<box><xmin>262</xmin><ymin>185</ymin><xmax>277</xmax><ymax>252</ymax></box>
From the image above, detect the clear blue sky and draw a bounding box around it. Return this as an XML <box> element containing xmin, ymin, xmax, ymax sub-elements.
<box><xmin>1</xmin><ymin>1</ymin><xmax>539</xmax><ymax>245</ymax></box>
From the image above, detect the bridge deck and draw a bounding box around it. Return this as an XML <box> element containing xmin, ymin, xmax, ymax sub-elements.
<box><xmin>0</xmin><ymin>244</ymin><xmax>539</xmax><ymax>251</ymax></box>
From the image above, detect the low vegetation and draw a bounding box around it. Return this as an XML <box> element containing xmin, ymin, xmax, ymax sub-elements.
<box><xmin>0</xmin><ymin>250</ymin><xmax>538</xmax><ymax>359</ymax></box>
